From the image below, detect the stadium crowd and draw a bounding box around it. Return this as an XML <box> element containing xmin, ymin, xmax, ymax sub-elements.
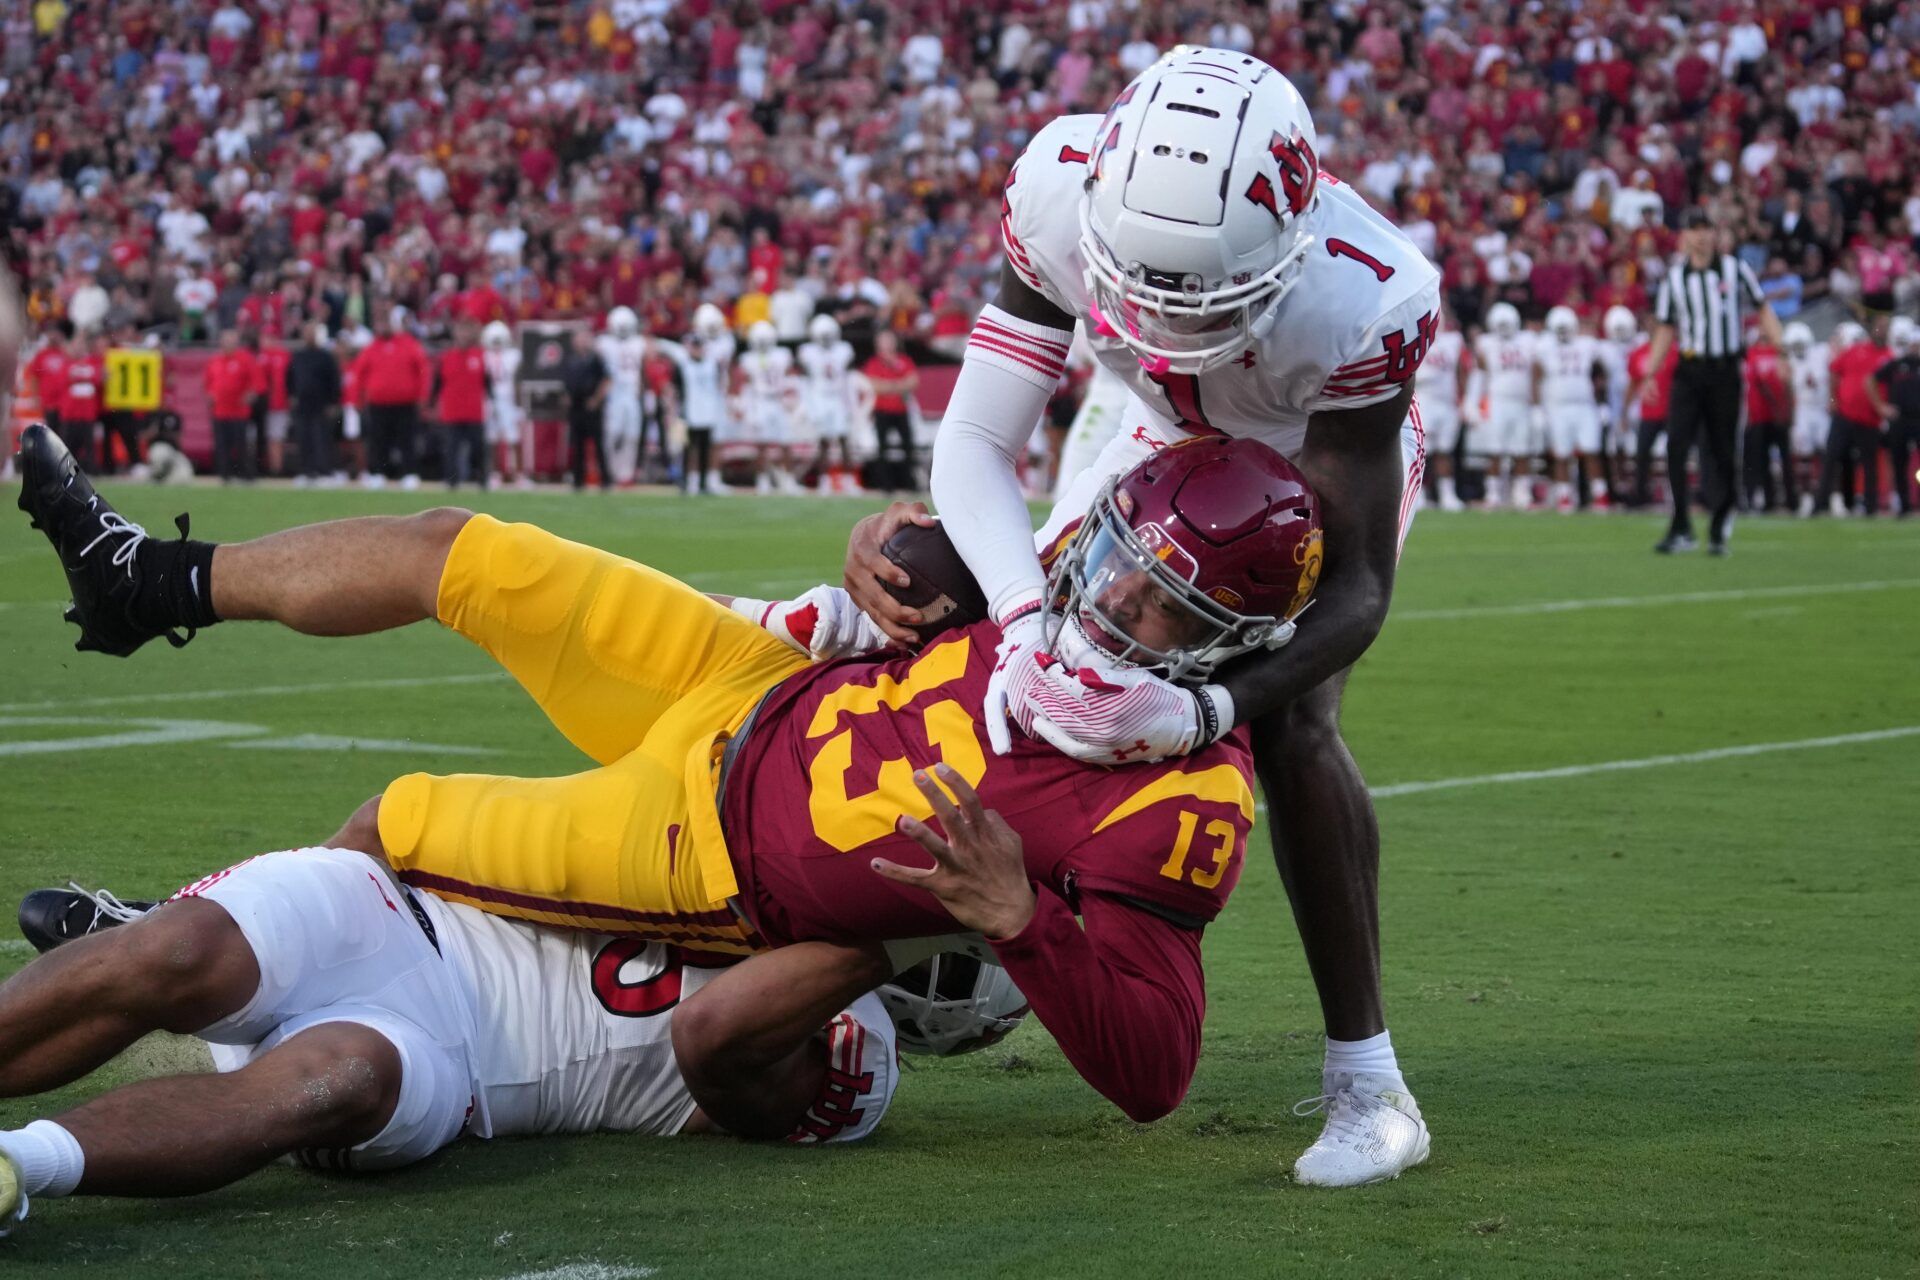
<box><xmin>2</xmin><ymin>0</ymin><xmax>1918</xmax><ymax>497</ymax></box>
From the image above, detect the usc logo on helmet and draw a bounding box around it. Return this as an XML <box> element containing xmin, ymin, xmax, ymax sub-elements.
<box><xmin>1288</xmin><ymin>527</ymin><xmax>1324</xmax><ymax>618</ymax></box>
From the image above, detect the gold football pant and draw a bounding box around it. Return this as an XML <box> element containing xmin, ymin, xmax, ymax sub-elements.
<box><xmin>375</xmin><ymin>514</ymin><xmax>809</xmax><ymax>953</ymax></box>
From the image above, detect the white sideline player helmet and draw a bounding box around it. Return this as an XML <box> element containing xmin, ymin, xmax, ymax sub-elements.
<box><xmin>607</xmin><ymin>306</ymin><xmax>639</xmax><ymax>337</ymax></box>
<box><xmin>693</xmin><ymin>303</ymin><xmax>728</xmax><ymax>339</ymax></box>
<box><xmin>1487</xmin><ymin>302</ymin><xmax>1521</xmax><ymax>337</ymax></box>
<box><xmin>1782</xmin><ymin>321</ymin><xmax>1813</xmax><ymax>354</ymax></box>
<box><xmin>1888</xmin><ymin>315</ymin><xmax>1918</xmax><ymax>352</ymax></box>
<box><xmin>747</xmin><ymin>320</ymin><xmax>777</xmax><ymax>351</ymax></box>
<box><xmin>807</xmin><ymin>313</ymin><xmax>840</xmax><ymax>346</ymax></box>
<box><xmin>482</xmin><ymin>321</ymin><xmax>512</xmax><ymax>349</ymax></box>
<box><xmin>1834</xmin><ymin>320</ymin><xmax>1867</xmax><ymax>349</ymax></box>
<box><xmin>1603</xmin><ymin>306</ymin><xmax>1637</xmax><ymax>344</ymax></box>
<box><xmin>1546</xmin><ymin>306</ymin><xmax>1579</xmax><ymax>340</ymax></box>
<box><xmin>878</xmin><ymin>952</ymin><xmax>1029</xmax><ymax>1057</ymax></box>
<box><xmin>1078</xmin><ymin>47</ymin><xmax>1321</xmax><ymax>376</ymax></box>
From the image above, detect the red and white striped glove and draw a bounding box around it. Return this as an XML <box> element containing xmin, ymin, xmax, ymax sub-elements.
<box><xmin>731</xmin><ymin>585</ymin><xmax>890</xmax><ymax>662</ymax></box>
<box><xmin>1015</xmin><ymin>656</ymin><xmax>1231</xmax><ymax>765</ymax></box>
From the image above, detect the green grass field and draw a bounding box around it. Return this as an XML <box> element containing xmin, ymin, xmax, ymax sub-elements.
<box><xmin>0</xmin><ymin>486</ymin><xmax>1914</xmax><ymax>1278</ymax></box>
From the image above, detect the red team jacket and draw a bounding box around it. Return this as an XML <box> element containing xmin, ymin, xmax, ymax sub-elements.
<box><xmin>1743</xmin><ymin>343</ymin><xmax>1789</xmax><ymax>424</ymax></box>
<box><xmin>436</xmin><ymin>345</ymin><xmax>488</xmax><ymax>423</ymax></box>
<box><xmin>1628</xmin><ymin>340</ymin><xmax>1677</xmax><ymax>422</ymax></box>
<box><xmin>724</xmin><ymin>620</ymin><xmax>1257</xmax><ymax>1121</ymax></box>
<box><xmin>59</xmin><ymin>354</ymin><xmax>104</xmax><ymax>422</ymax></box>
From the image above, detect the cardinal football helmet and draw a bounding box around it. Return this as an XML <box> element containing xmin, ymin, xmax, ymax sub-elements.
<box><xmin>1078</xmin><ymin>47</ymin><xmax>1321</xmax><ymax>377</ymax></box>
<box><xmin>747</xmin><ymin>320</ymin><xmax>777</xmax><ymax>351</ymax></box>
<box><xmin>1834</xmin><ymin>320</ymin><xmax>1867</xmax><ymax>350</ymax></box>
<box><xmin>1889</xmin><ymin>315</ymin><xmax>1918</xmax><ymax>352</ymax></box>
<box><xmin>482</xmin><ymin>321</ymin><xmax>512</xmax><ymax>349</ymax></box>
<box><xmin>1045</xmin><ymin>436</ymin><xmax>1322</xmax><ymax>683</ymax></box>
<box><xmin>878</xmin><ymin>951</ymin><xmax>1029</xmax><ymax>1057</ymax></box>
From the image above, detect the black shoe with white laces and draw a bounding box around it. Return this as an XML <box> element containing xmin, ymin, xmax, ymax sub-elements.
<box><xmin>17</xmin><ymin>884</ymin><xmax>156</xmax><ymax>954</ymax></box>
<box><xmin>15</xmin><ymin>423</ymin><xmax>198</xmax><ymax>656</ymax></box>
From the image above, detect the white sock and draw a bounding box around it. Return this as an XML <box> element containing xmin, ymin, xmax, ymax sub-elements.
<box><xmin>1438</xmin><ymin>475</ymin><xmax>1457</xmax><ymax>503</ymax></box>
<box><xmin>0</xmin><ymin>1120</ymin><xmax>86</xmax><ymax>1198</ymax></box>
<box><xmin>1323</xmin><ymin>1030</ymin><xmax>1404</xmax><ymax>1089</ymax></box>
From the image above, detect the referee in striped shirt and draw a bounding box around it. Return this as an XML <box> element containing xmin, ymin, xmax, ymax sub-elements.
<box><xmin>1647</xmin><ymin>210</ymin><xmax>1785</xmax><ymax>554</ymax></box>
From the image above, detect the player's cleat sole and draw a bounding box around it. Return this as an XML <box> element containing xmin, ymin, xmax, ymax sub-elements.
<box><xmin>15</xmin><ymin>424</ymin><xmax>192</xmax><ymax>657</ymax></box>
<box><xmin>18</xmin><ymin>884</ymin><xmax>155</xmax><ymax>954</ymax></box>
<box><xmin>0</xmin><ymin>1148</ymin><xmax>26</xmax><ymax>1239</ymax></box>
<box><xmin>1291</xmin><ymin>1078</ymin><xmax>1432</xmax><ymax>1188</ymax></box>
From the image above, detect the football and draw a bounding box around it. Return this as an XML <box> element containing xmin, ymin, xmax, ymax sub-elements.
<box><xmin>879</xmin><ymin>520</ymin><xmax>989</xmax><ymax>646</ymax></box>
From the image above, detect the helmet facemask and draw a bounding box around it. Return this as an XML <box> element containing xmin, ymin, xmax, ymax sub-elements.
<box><xmin>1044</xmin><ymin>478</ymin><xmax>1295</xmax><ymax>684</ymax></box>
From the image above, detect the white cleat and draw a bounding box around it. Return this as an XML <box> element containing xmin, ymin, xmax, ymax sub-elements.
<box><xmin>1291</xmin><ymin>1073</ymin><xmax>1431</xmax><ymax>1188</ymax></box>
<box><xmin>0</xmin><ymin>1148</ymin><xmax>27</xmax><ymax>1238</ymax></box>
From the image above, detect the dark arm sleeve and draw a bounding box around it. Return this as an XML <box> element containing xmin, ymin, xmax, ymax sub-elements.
<box><xmin>987</xmin><ymin>887</ymin><xmax>1205</xmax><ymax>1123</ymax></box>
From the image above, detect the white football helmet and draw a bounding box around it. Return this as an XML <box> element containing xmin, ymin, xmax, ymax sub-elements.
<box><xmin>1782</xmin><ymin>321</ymin><xmax>1814</xmax><ymax>355</ymax></box>
<box><xmin>807</xmin><ymin>313</ymin><xmax>841</xmax><ymax>346</ymax></box>
<box><xmin>877</xmin><ymin>952</ymin><xmax>1029</xmax><ymax>1057</ymax></box>
<box><xmin>1488</xmin><ymin>302</ymin><xmax>1521</xmax><ymax>337</ymax></box>
<box><xmin>1546</xmin><ymin>306</ymin><xmax>1579</xmax><ymax>341</ymax></box>
<box><xmin>606</xmin><ymin>306</ymin><xmax>639</xmax><ymax>338</ymax></box>
<box><xmin>747</xmin><ymin>319</ymin><xmax>777</xmax><ymax>351</ymax></box>
<box><xmin>693</xmin><ymin>302</ymin><xmax>728</xmax><ymax>340</ymax></box>
<box><xmin>482</xmin><ymin>321</ymin><xmax>512</xmax><ymax>349</ymax></box>
<box><xmin>1888</xmin><ymin>315</ymin><xmax>1918</xmax><ymax>352</ymax></box>
<box><xmin>1078</xmin><ymin>47</ymin><xmax>1321</xmax><ymax>376</ymax></box>
<box><xmin>1603</xmin><ymin>305</ymin><xmax>1637</xmax><ymax>344</ymax></box>
<box><xmin>1834</xmin><ymin>320</ymin><xmax>1867</xmax><ymax>350</ymax></box>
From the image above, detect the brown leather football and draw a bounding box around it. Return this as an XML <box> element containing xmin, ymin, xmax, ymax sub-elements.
<box><xmin>880</xmin><ymin>520</ymin><xmax>989</xmax><ymax>646</ymax></box>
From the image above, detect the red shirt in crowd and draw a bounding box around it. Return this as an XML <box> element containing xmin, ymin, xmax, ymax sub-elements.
<box><xmin>204</xmin><ymin>348</ymin><xmax>263</xmax><ymax>420</ymax></box>
<box><xmin>1831</xmin><ymin>342</ymin><xmax>1893</xmax><ymax>426</ymax></box>
<box><xmin>256</xmin><ymin>343</ymin><xmax>292</xmax><ymax>411</ymax></box>
<box><xmin>59</xmin><ymin>354</ymin><xmax>105</xmax><ymax>422</ymax></box>
<box><xmin>725</xmin><ymin>621</ymin><xmax>1255</xmax><ymax>1123</ymax></box>
<box><xmin>436</xmin><ymin>345</ymin><xmax>488</xmax><ymax>423</ymax></box>
<box><xmin>1628</xmin><ymin>340</ymin><xmax>1677</xmax><ymax>421</ymax></box>
<box><xmin>356</xmin><ymin>332</ymin><xmax>433</xmax><ymax>406</ymax></box>
<box><xmin>1743</xmin><ymin>342</ymin><xmax>1790</xmax><ymax>424</ymax></box>
<box><xmin>862</xmin><ymin>352</ymin><xmax>916</xmax><ymax>413</ymax></box>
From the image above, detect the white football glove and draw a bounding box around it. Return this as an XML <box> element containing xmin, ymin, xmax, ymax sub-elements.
<box><xmin>731</xmin><ymin>585</ymin><xmax>890</xmax><ymax>662</ymax></box>
<box><xmin>1017</xmin><ymin>658</ymin><xmax>1231</xmax><ymax>765</ymax></box>
<box><xmin>983</xmin><ymin>604</ymin><xmax>1048</xmax><ymax>756</ymax></box>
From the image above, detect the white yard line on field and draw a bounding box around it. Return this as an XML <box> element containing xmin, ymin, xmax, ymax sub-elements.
<box><xmin>1394</xmin><ymin>577</ymin><xmax>1920</xmax><ymax>622</ymax></box>
<box><xmin>0</xmin><ymin>672</ymin><xmax>508</xmax><ymax>714</ymax></box>
<box><xmin>1367</xmin><ymin>725</ymin><xmax>1920</xmax><ymax>799</ymax></box>
<box><xmin>502</xmin><ymin>1266</ymin><xmax>658</xmax><ymax>1280</ymax></box>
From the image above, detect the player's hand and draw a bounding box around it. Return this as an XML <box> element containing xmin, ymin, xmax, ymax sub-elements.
<box><xmin>872</xmin><ymin>763</ymin><xmax>1036</xmax><ymax>941</ymax></box>
<box><xmin>982</xmin><ymin>606</ymin><xmax>1049</xmax><ymax>755</ymax></box>
<box><xmin>733</xmin><ymin>585</ymin><xmax>889</xmax><ymax>662</ymax></box>
<box><xmin>843</xmin><ymin>501</ymin><xmax>936</xmax><ymax>645</ymax></box>
<box><xmin>1019</xmin><ymin>660</ymin><xmax>1211</xmax><ymax>765</ymax></box>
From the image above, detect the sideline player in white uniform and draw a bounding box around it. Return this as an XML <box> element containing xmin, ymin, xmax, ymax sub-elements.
<box><xmin>480</xmin><ymin>321</ymin><xmax>524</xmax><ymax>487</ymax></box>
<box><xmin>1476</xmin><ymin>302</ymin><xmax>1536</xmax><ymax>508</ymax></box>
<box><xmin>798</xmin><ymin>314</ymin><xmax>859</xmax><ymax>493</ymax></box>
<box><xmin>1051</xmin><ymin>330</ymin><xmax>1131</xmax><ymax>500</ymax></box>
<box><xmin>1599</xmin><ymin>306</ymin><xmax>1638</xmax><ymax>501</ymax></box>
<box><xmin>0</xmin><ymin>844</ymin><xmax>899</xmax><ymax>1234</ymax></box>
<box><xmin>654</xmin><ymin>304</ymin><xmax>735</xmax><ymax>494</ymax></box>
<box><xmin>1532</xmin><ymin>306</ymin><xmax>1607</xmax><ymax>512</ymax></box>
<box><xmin>735</xmin><ymin>321</ymin><xmax>797</xmax><ymax>494</ymax></box>
<box><xmin>1782</xmin><ymin>322</ymin><xmax>1831</xmax><ymax>516</ymax></box>
<box><xmin>841</xmin><ymin>48</ymin><xmax>1437</xmax><ymax>1186</ymax></box>
<box><xmin>1415</xmin><ymin>305</ymin><xmax>1469</xmax><ymax>510</ymax></box>
<box><xmin>597</xmin><ymin>307</ymin><xmax>648</xmax><ymax>485</ymax></box>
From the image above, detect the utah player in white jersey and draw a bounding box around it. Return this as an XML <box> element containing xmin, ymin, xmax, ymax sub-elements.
<box><xmin>654</xmin><ymin>304</ymin><xmax>735</xmax><ymax>494</ymax></box>
<box><xmin>735</xmin><ymin>321</ymin><xmax>798</xmax><ymax>494</ymax></box>
<box><xmin>843</xmin><ymin>47</ymin><xmax>1437</xmax><ymax>1186</ymax></box>
<box><xmin>1782</xmin><ymin>322</ymin><xmax>1831</xmax><ymax>515</ymax></box>
<box><xmin>480</xmin><ymin>321</ymin><xmax>524</xmax><ymax>487</ymax></box>
<box><xmin>0</xmin><ymin>843</ymin><xmax>898</xmax><ymax>1234</ymax></box>
<box><xmin>597</xmin><ymin>307</ymin><xmax>649</xmax><ymax>485</ymax></box>
<box><xmin>1476</xmin><ymin>302</ymin><xmax>1537</xmax><ymax>509</ymax></box>
<box><xmin>797</xmin><ymin>314</ymin><xmax>859</xmax><ymax>493</ymax></box>
<box><xmin>1415</xmin><ymin>304</ymin><xmax>1469</xmax><ymax>510</ymax></box>
<box><xmin>1052</xmin><ymin>331</ymin><xmax>1131</xmax><ymax>500</ymax></box>
<box><xmin>1599</xmin><ymin>306</ymin><xmax>1639</xmax><ymax>502</ymax></box>
<box><xmin>1532</xmin><ymin>306</ymin><xmax>1607</xmax><ymax>512</ymax></box>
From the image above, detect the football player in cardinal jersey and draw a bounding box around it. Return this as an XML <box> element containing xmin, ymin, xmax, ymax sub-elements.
<box><xmin>0</xmin><ymin>850</ymin><xmax>899</xmax><ymax>1234</ymax></box>
<box><xmin>1782</xmin><ymin>322</ymin><xmax>1831</xmax><ymax>515</ymax></box>
<box><xmin>798</xmin><ymin>314</ymin><xmax>860</xmax><ymax>493</ymax></box>
<box><xmin>597</xmin><ymin>307</ymin><xmax>649</xmax><ymax>486</ymax></box>
<box><xmin>1477</xmin><ymin>302</ymin><xmax>1537</xmax><ymax>509</ymax></box>
<box><xmin>480</xmin><ymin>322</ymin><xmax>525</xmax><ymax>487</ymax></box>
<box><xmin>1415</xmin><ymin>303</ymin><xmax>1470</xmax><ymax>510</ymax></box>
<box><xmin>1532</xmin><ymin>307</ymin><xmax>1608</xmax><ymax>512</ymax></box>
<box><xmin>838</xmin><ymin>48</ymin><xmax>1439</xmax><ymax>1185</ymax></box>
<box><xmin>20</xmin><ymin>427</ymin><xmax>1331</xmax><ymax>1138</ymax></box>
<box><xmin>736</xmin><ymin>321</ymin><xmax>798</xmax><ymax>494</ymax></box>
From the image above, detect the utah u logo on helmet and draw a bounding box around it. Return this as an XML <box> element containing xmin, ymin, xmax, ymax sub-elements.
<box><xmin>1245</xmin><ymin>131</ymin><xmax>1318</xmax><ymax>224</ymax></box>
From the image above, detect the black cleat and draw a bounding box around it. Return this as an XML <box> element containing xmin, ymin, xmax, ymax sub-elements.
<box><xmin>15</xmin><ymin>423</ymin><xmax>193</xmax><ymax>656</ymax></box>
<box><xmin>17</xmin><ymin>884</ymin><xmax>155</xmax><ymax>954</ymax></box>
<box><xmin>1654</xmin><ymin>534</ymin><xmax>1697</xmax><ymax>555</ymax></box>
